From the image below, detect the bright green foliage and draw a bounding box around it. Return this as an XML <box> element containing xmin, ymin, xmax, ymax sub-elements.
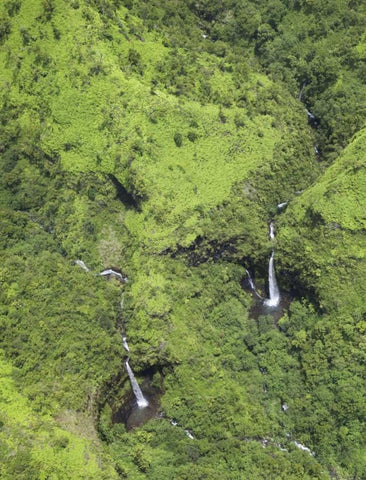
<box><xmin>275</xmin><ymin>131</ymin><xmax>366</xmax><ymax>477</ymax></box>
<box><xmin>0</xmin><ymin>350</ymin><xmax>119</xmax><ymax>479</ymax></box>
<box><xmin>278</xmin><ymin>128</ymin><xmax>366</xmax><ymax>314</ymax></box>
<box><xmin>0</xmin><ymin>0</ymin><xmax>319</xmax><ymax>256</ymax></box>
<box><xmin>160</xmin><ymin>0</ymin><xmax>366</xmax><ymax>159</ymax></box>
<box><xmin>0</xmin><ymin>0</ymin><xmax>365</xmax><ymax>479</ymax></box>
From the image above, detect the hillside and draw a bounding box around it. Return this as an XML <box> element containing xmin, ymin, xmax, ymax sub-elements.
<box><xmin>0</xmin><ymin>1</ymin><xmax>365</xmax><ymax>479</ymax></box>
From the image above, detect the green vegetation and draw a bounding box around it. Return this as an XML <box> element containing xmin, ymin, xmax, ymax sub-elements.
<box><xmin>278</xmin><ymin>127</ymin><xmax>366</xmax><ymax>314</ymax></box>
<box><xmin>0</xmin><ymin>0</ymin><xmax>365</xmax><ymax>479</ymax></box>
<box><xmin>0</xmin><ymin>350</ymin><xmax>119</xmax><ymax>479</ymax></box>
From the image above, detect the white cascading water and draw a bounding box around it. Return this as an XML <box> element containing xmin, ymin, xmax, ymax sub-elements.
<box><xmin>75</xmin><ymin>259</ymin><xmax>90</xmax><ymax>272</ymax></box>
<box><xmin>269</xmin><ymin>222</ymin><xmax>275</xmax><ymax>240</ymax></box>
<box><xmin>264</xmin><ymin>222</ymin><xmax>280</xmax><ymax>307</ymax></box>
<box><xmin>292</xmin><ymin>441</ymin><xmax>314</xmax><ymax>456</ymax></box>
<box><xmin>264</xmin><ymin>251</ymin><xmax>280</xmax><ymax>307</ymax></box>
<box><xmin>245</xmin><ymin>269</ymin><xmax>263</xmax><ymax>299</ymax></box>
<box><xmin>306</xmin><ymin>109</ymin><xmax>315</xmax><ymax>120</ymax></box>
<box><xmin>99</xmin><ymin>269</ymin><xmax>128</xmax><ymax>281</ymax></box>
<box><xmin>120</xmin><ymin>295</ymin><xmax>130</xmax><ymax>351</ymax></box>
<box><xmin>125</xmin><ymin>360</ymin><xmax>149</xmax><ymax>408</ymax></box>
<box><xmin>122</xmin><ymin>336</ymin><xmax>130</xmax><ymax>352</ymax></box>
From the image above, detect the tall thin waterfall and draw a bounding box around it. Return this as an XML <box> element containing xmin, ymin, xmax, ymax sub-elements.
<box><xmin>264</xmin><ymin>222</ymin><xmax>280</xmax><ymax>307</ymax></box>
<box><xmin>245</xmin><ymin>269</ymin><xmax>263</xmax><ymax>299</ymax></box>
<box><xmin>264</xmin><ymin>251</ymin><xmax>280</xmax><ymax>307</ymax></box>
<box><xmin>125</xmin><ymin>360</ymin><xmax>149</xmax><ymax>408</ymax></box>
<box><xmin>269</xmin><ymin>222</ymin><xmax>275</xmax><ymax>240</ymax></box>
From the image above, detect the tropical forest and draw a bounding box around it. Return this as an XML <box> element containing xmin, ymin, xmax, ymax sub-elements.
<box><xmin>0</xmin><ymin>0</ymin><xmax>365</xmax><ymax>478</ymax></box>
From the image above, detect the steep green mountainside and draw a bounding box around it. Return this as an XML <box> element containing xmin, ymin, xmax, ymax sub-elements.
<box><xmin>275</xmin><ymin>129</ymin><xmax>366</xmax><ymax>476</ymax></box>
<box><xmin>1</xmin><ymin>0</ymin><xmax>319</xmax><ymax>252</ymax></box>
<box><xmin>127</xmin><ymin>0</ymin><xmax>365</xmax><ymax>161</ymax></box>
<box><xmin>0</xmin><ymin>350</ymin><xmax>119</xmax><ymax>479</ymax></box>
<box><xmin>279</xmin><ymin>128</ymin><xmax>366</xmax><ymax>314</ymax></box>
<box><xmin>0</xmin><ymin>0</ymin><xmax>365</xmax><ymax>479</ymax></box>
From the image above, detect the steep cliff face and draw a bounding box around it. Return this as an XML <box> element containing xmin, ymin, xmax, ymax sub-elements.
<box><xmin>0</xmin><ymin>1</ymin><xmax>365</xmax><ymax>479</ymax></box>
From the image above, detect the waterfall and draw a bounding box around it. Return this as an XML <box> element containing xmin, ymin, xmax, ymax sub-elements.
<box><xmin>298</xmin><ymin>81</ymin><xmax>307</xmax><ymax>101</ymax></box>
<box><xmin>277</xmin><ymin>201</ymin><xmax>288</xmax><ymax>210</ymax></box>
<box><xmin>306</xmin><ymin>109</ymin><xmax>318</xmax><ymax>127</ymax></box>
<box><xmin>245</xmin><ymin>269</ymin><xmax>263</xmax><ymax>299</ymax></box>
<box><xmin>170</xmin><ymin>419</ymin><xmax>195</xmax><ymax>439</ymax></box>
<box><xmin>264</xmin><ymin>251</ymin><xmax>280</xmax><ymax>308</ymax></box>
<box><xmin>99</xmin><ymin>269</ymin><xmax>128</xmax><ymax>281</ymax></box>
<box><xmin>100</xmin><ymin>269</ymin><xmax>122</xmax><ymax>278</ymax></box>
<box><xmin>306</xmin><ymin>109</ymin><xmax>315</xmax><ymax>120</ymax></box>
<box><xmin>125</xmin><ymin>360</ymin><xmax>149</xmax><ymax>408</ymax></box>
<box><xmin>292</xmin><ymin>441</ymin><xmax>314</xmax><ymax>456</ymax></box>
<box><xmin>122</xmin><ymin>336</ymin><xmax>130</xmax><ymax>352</ymax></box>
<box><xmin>269</xmin><ymin>222</ymin><xmax>275</xmax><ymax>241</ymax></box>
<box><xmin>75</xmin><ymin>259</ymin><xmax>90</xmax><ymax>272</ymax></box>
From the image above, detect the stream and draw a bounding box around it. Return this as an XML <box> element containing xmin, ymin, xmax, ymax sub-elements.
<box><xmin>74</xmin><ymin>204</ymin><xmax>314</xmax><ymax>453</ymax></box>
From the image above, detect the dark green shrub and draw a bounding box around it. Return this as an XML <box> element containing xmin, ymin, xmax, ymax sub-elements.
<box><xmin>187</xmin><ymin>131</ymin><xmax>198</xmax><ymax>142</ymax></box>
<box><xmin>174</xmin><ymin>132</ymin><xmax>183</xmax><ymax>147</ymax></box>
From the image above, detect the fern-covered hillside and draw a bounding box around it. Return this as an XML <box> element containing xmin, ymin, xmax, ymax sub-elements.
<box><xmin>0</xmin><ymin>0</ymin><xmax>365</xmax><ymax>479</ymax></box>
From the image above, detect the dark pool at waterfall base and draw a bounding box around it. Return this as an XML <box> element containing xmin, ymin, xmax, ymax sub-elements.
<box><xmin>241</xmin><ymin>271</ymin><xmax>292</xmax><ymax>321</ymax></box>
<box><xmin>249</xmin><ymin>291</ymin><xmax>292</xmax><ymax>322</ymax></box>
<box><xmin>112</xmin><ymin>380</ymin><xmax>161</xmax><ymax>430</ymax></box>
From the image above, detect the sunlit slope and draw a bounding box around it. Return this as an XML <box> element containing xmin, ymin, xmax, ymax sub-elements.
<box><xmin>2</xmin><ymin>1</ymin><xmax>354</xmax><ymax>478</ymax></box>
<box><xmin>0</xmin><ymin>350</ymin><xmax>118</xmax><ymax>479</ymax></box>
<box><xmin>278</xmin><ymin>128</ymin><xmax>366</xmax><ymax>314</ymax></box>
<box><xmin>1</xmin><ymin>0</ymin><xmax>318</xmax><ymax>253</ymax></box>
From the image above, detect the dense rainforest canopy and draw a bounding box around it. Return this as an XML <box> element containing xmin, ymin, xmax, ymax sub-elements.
<box><xmin>0</xmin><ymin>0</ymin><xmax>365</xmax><ymax>478</ymax></box>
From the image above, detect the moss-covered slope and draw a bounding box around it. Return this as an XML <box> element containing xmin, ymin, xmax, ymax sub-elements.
<box><xmin>0</xmin><ymin>0</ymin><xmax>365</xmax><ymax>479</ymax></box>
<box><xmin>1</xmin><ymin>0</ymin><xmax>319</xmax><ymax>254</ymax></box>
<box><xmin>278</xmin><ymin>128</ymin><xmax>366</xmax><ymax>314</ymax></box>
